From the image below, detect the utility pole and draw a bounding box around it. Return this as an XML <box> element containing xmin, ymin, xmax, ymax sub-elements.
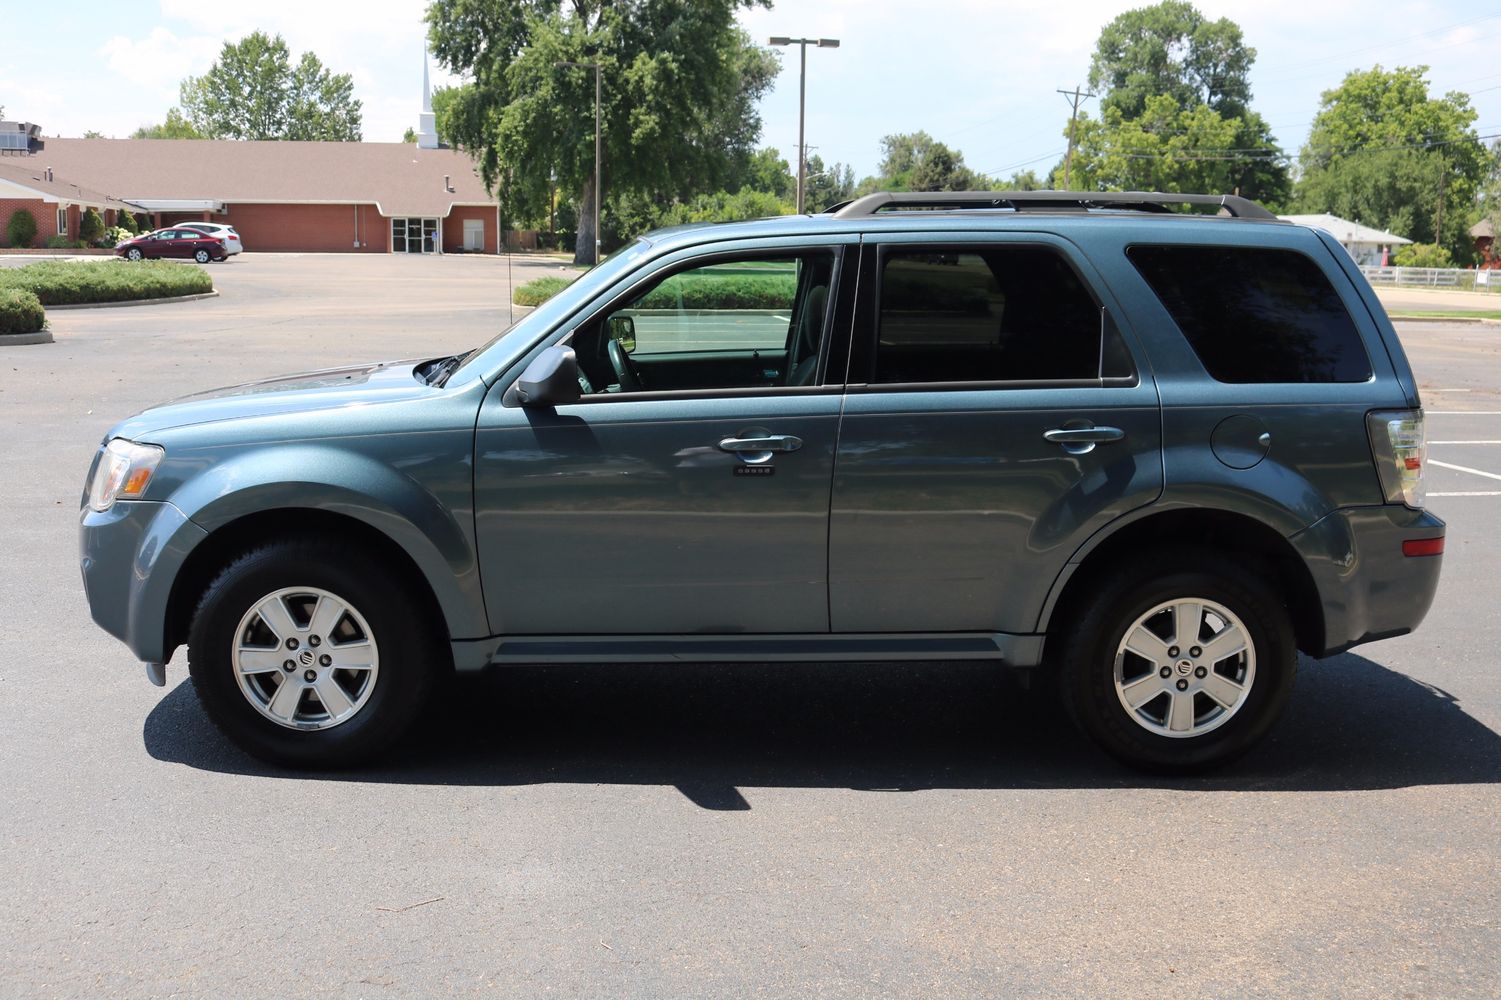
<box><xmin>1435</xmin><ymin>154</ymin><xmax>1447</xmax><ymax>247</ymax></box>
<box><xmin>1058</xmin><ymin>85</ymin><xmax>1095</xmax><ymax>190</ymax></box>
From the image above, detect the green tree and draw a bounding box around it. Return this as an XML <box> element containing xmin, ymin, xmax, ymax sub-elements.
<box><xmin>1297</xmin><ymin>65</ymin><xmax>1487</xmax><ymax>258</ymax></box>
<box><xmin>993</xmin><ymin>170</ymin><xmax>1045</xmax><ymax>191</ymax></box>
<box><xmin>804</xmin><ymin>155</ymin><xmax>855</xmax><ymax>211</ymax></box>
<box><xmin>871</xmin><ymin>132</ymin><xmax>982</xmax><ymax>192</ymax></box>
<box><xmin>130</xmin><ymin>108</ymin><xmax>205</xmax><ymax>140</ymax></box>
<box><xmin>179</xmin><ymin>31</ymin><xmax>361</xmax><ymax>141</ymax></box>
<box><xmin>1392</xmin><ymin>243</ymin><xmax>1453</xmax><ymax>268</ymax></box>
<box><xmin>119</xmin><ymin>210</ymin><xmax>141</xmax><ymax>234</ymax></box>
<box><xmin>402</xmin><ymin>126</ymin><xmax>417</xmax><ymax>143</ymax></box>
<box><xmin>82</xmin><ymin>130</ymin><xmax>105</xmax><ymax>139</ymax></box>
<box><xmin>79</xmin><ymin>207</ymin><xmax>104</xmax><ymax>244</ymax></box>
<box><xmin>6</xmin><ymin>209</ymin><xmax>37</xmax><ymax>249</ymax></box>
<box><xmin>1075</xmin><ymin>2</ymin><xmax>1287</xmax><ymax>204</ymax></box>
<box><xmin>734</xmin><ymin>146</ymin><xmax>795</xmax><ymax>200</ymax></box>
<box><xmin>426</xmin><ymin>0</ymin><xmax>778</xmax><ymax>264</ymax></box>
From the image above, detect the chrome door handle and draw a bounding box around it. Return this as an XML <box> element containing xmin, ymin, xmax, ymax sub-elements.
<box><xmin>1043</xmin><ymin>426</ymin><xmax>1125</xmax><ymax>444</ymax></box>
<box><xmin>718</xmin><ymin>435</ymin><xmax>803</xmax><ymax>453</ymax></box>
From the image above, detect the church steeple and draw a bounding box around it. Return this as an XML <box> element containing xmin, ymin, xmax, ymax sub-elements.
<box><xmin>417</xmin><ymin>52</ymin><xmax>440</xmax><ymax>149</ymax></box>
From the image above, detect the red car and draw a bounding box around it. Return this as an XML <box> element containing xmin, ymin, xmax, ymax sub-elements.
<box><xmin>116</xmin><ymin>228</ymin><xmax>229</xmax><ymax>264</ymax></box>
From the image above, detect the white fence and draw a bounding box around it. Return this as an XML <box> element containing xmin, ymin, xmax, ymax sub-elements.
<box><xmin>1360</xmin><ymin>265</ymin><xmax>1500</xmax><ymax>292</ymax></box>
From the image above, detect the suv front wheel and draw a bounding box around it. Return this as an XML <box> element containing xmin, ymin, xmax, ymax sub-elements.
<box><xmin>187</xmin><ymin>539</ymin><xmax>436</xmax><ymax>767</ymax></box>
<box><xmin>1059</xmin><ymin>551</ymin><xmax>1297</xmax><ymax>772</ymax></box>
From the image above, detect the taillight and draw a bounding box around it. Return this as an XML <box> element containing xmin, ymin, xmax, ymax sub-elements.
<box><xmin>1366</xmin><ymin>409</ymin><xmax>1425</xmax><ymax>509</ymax></box>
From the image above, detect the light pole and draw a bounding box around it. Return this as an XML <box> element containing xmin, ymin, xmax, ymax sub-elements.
<box><xmin>555</xmin><ymin>60</ymin><xmax>601</xmax><ymax>264</ymax></box>
<box><xmin>769</xmin><ymin>36</ymin><xmax>839</xmax><ymax>214</ymax></box>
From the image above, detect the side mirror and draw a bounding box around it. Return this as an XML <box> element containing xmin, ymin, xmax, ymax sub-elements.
<box><xmin>505</xmin><ymin>344</ymin><xmax>581</xmax><ymax>407</ymax></box>
<box><xmin>607</xmin><ymin>314</ymin><xmax>637</xmax><ymax>354</ymax></box>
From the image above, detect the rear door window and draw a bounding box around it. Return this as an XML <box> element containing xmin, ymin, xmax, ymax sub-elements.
<box><xmin>873</xmin><ymin>246</ymin><xmax>1126</xmax><ymax>384</ymax></box>
<box><xmin>1127</xmin><ymin>245</ymin><xmax>1372</xmax><ymax>383</ymax></box>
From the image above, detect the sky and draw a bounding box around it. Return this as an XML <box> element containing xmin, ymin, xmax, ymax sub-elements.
<box><xmin>2</xmin><ymin>0</ymin><xmax>1498</xmax><ymax>184</ymax></box>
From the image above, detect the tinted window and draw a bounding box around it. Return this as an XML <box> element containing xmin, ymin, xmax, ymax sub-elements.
<box><xmin>1128</xmin><ymin>245</ymin><xmax>1371</xmax><ymax>383</ymax></box>
<box><xmin>875</xmin><ymin>247</ymin><xmax>1109</xmax><ymax>384</ymax></box>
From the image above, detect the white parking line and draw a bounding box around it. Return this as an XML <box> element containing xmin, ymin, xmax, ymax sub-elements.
<box><xmin>1428</xmin><ymin>411</ymin><xmax>1501</xmax><ymax>415</ymax></box>
<box><xmin>1428</xmin><ymin>459</ymin><xmax>1501</xmax><ymax>482</ymax></box>
<box><xmin>1430</xmin><ymin>440</ymin><xmax>1501</xmax><ymax>444</ymax></box>
<box><xmin>1431</xmin><ymin>491</ymin><xmax>1501</xmax><ymax>497</ymax></box>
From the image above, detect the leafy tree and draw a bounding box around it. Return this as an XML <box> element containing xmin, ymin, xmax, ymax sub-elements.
<box><xmin>804</xmin><ymin>154</ymin><xmax>855</xmax><ymax>211</ymax></box>
<box><xmin>130</xmin><ymin>108</ymin><xmax>204</xmax><ymax>140</ymax></box>
<box><xmin>734</xmin><ymin>147</ymin><xmax>795</xmax><ymax>200</ymax></box>
<box><xmin>82</xmin><ymin>130</ymin><xmax>105</xmax><ymax>139</ymax></box>
<box><xmin>179</xmin><ymin>31</ymin><xmax>361</xmax><ymax>141</ymax></box>
<box><xmin>79</xmin><ymin>208</ymin><xmax>104</xmax><ymax>244</ymax></box>
<box><xmin>1392</xmin><ymin>243</ymin><xmax>1452</xmax><ymax>268</ymax></box>
<box><xmin>6</xmin><ymin>209</ymin><xmax>37</xmax><ymax>249</ymax></box>
<box><xmin>426</xmin><ymin>0</ymin><xmax>778</xmax><ymax>264</ymax></box>
<box><xmin>1074</xmin><ymin>2</ymin><xmax>1287</xmax><ymax>204</ymax></box>
<box><xmin>993</xmin><ymin>170</ymin><xmax>1045</xmax><ymax>191</ymax></box>
<box><xmin>870</xmin><ymin>132</ymin><xmax>983</xmax><ymax>192</ymax></box>
<box><xmin>402</xmin><ymin>126</ymin><xmax>417</xmax><ymax>143</ymax></box>
<box><xmin>119</xmin><ymin>210</ymin><xmax>141</xmax><ymax>234</ymax></box>
<box><xmin>1297</xmin><ymin>65</ymin><xmax>1486</xmax><ymax>258</ymax></box>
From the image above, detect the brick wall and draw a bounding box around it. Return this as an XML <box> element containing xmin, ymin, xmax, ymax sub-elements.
<box><xmin>442</xmin><ymin>206</ymin><xmax>497</xmax><ymax>254</ymax></box>
<box><xmin>0</xmin><ymin>197</ymin><xmax>56</xmax><ymax>246</ymax></box>
<box><xmin>220</xmin><ymin>203</ymin><xmax>389</xmax><ymax>253</ymax></box>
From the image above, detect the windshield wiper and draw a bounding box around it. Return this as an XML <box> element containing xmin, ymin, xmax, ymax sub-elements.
<box><xmin>424</xmin><ymin>351</ymin><xmax>472</xmax><ymax>386</ymax></box>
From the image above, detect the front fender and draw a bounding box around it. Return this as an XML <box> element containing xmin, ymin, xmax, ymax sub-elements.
<box><xmin>164</xmin><ymin>444</ymin><xmax>488</xmax><ymax>640</ymax></box>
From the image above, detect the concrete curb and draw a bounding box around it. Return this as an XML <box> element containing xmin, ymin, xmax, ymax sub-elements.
<box><xmin>1389</xmin><ymin>314</ymin><xmax>1501</xmax><ymax>326</ymax></box>
<box><xmin>0</xmin><ymin>330</ymin><xmax>55</xmax><ymax>346</ymax></box>
<box><xmin>46</xmin><ymin>290</ymin><xmax>220</xmax><ymax>311</ymax></box>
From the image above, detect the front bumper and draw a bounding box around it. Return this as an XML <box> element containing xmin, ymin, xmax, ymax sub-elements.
<box><xmin>1292</xmin><ymin>504</ymin><xmax>1445</xmax><ymax>656</ymax></box>
<box><xmin>80</xmin><ymin>500</ymin><xmax>206</xmax><ymax>664</ymax></box>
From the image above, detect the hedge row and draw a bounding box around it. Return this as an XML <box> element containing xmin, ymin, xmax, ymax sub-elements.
<box><xmin>0</xmin><ymin>259</ymin><xmax>213</xmax><ymax>306</ymax></box>
<box><xmin>513</xmin><ymin>275</ymin><xmax>573</xmax><ymax>306</ymax></box>
<box><xmin>0</xmin><ymin>288</ymin><xmax>45</xmax><ymax>335</ymax></box>
<box><xmin>512</xmin><ymin>272</ymin><xmax>804</xmax><ymax>311</ymax></box>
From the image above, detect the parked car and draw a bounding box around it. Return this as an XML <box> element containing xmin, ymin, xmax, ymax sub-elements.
<box><xmin>115</xmin><ymin>228</ymin><xmax>228</xmax><ymax>264</ymax></box>
<box><xmin>179</xmin><ymin>222</ymin><xmax>243</xmax><ymax>256</ymax></box>
<box><xmin>79</xmin><ymin>190</ymin><xmax>1444</xmax><ymax>771</ymax></box>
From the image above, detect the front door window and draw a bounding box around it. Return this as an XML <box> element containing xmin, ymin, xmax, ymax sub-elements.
<box><xmin>390</xmin><ymin>218</ymin><xmax>439</xmax><ymax>254</ymax></box>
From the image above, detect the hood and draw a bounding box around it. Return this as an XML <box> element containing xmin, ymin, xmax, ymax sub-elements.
<box><xmin>111</xmin><ymin>359</ymin><xmax>440</xmax><ymax>441</ymax></box>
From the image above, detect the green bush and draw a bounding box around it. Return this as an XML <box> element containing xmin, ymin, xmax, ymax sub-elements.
<box><xmin>0</xmin><ymin>288</ymin><xmax>46</xmax><ymax>335</ymax></box>
<box><xmin>101</xmin><ymin>226</ymin><xmax>132</xmax><ymax>247</ymax></box>
<box><xmin>0</xmin><ymin>259</ymin><xmax>213</xmax><ymax>305</ymax></box>
<box><xmin>513</xmin><ymin>275</ymin><xmax>573</xmax><ymax>306</ymax></box>
<box><xmin>45</xmin><ymin>235</ymin><xmax>76</xmax><ymax>249</ymax></box>
<box><xmin>119</xmin><ymin>210</ymin><xmax>141</xmax><ymax>234</ymax></box>
<box><xmin>79</xmin><ymin>207</ymin><xmax>104</xmax><ymax>244</ymax></box>
<box><xmin>638</xmin><ymin>273</ymin><xmax>796</xmax><ymax>310</ymax></box>
<box><xmin>7</xmin><ymin>209</ymin><xmax>37</xmax><ymax>248</ymax></box>
<box><xmin>1393</xmin><ymin>243</ymin><xmax>1454</xmax><ymax>268</ymax></box>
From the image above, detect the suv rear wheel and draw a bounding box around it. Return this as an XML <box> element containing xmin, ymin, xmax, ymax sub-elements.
<box><xmin>187</xmin><ymin>539</ymin><xmax>436</xmax><ymax>767</ymax></box>
<box><xmin>1058</xmin><ymin>550</ymin><xmax>1296</xmax><ymax>772</ymax></box>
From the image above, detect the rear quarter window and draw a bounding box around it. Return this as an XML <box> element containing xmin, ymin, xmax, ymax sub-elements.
<box><xmin>1127</xmin><ymin>245</ymin><xmax>1372</xmax><ymax>383</ymax></box>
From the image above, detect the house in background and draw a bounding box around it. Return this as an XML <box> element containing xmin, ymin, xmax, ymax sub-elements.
<box><xmin>0</xmin><ymin>69</ymin><xmax>500</xmax><ymax>255</ymax></box>
<box><xmin>1473</xmin><ymin>219</ymin><xmax>1497</xmax><ymax>269</ymax></box>
<box><xmin>0</xmin><ymin>153</ymin><xmax>136</xmax><ymax>244</ymax></box>
<box><xmin>1277</xmin><ymin>213</ymin><xmax>1412</xmax><ymax>266</ymax></box>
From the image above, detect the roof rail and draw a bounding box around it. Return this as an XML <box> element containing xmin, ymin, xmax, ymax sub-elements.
<box><xmin>828</xmin><ymin>190</ymin><xmax>1279</xmax><ymax>221</ymax></box>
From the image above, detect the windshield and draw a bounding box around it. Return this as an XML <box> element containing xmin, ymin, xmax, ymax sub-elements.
<box><xmin>448</xmin><ymin>239</ymin><xmax>652</xmax><ymax>382</ymax></box>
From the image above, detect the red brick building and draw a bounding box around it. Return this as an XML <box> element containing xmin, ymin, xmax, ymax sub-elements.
<box><xmin>0</xmin><ymin>158</ymin><xmax>134</xmax><ymax>246</ymax></box>
<box><xmin>17</xmin><ymin>137</ymin><xmax>499</xmax><ymax>254</ymax></box>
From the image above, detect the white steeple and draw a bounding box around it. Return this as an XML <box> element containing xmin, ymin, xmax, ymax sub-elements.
<box><xmin>417</xmin><ymin>52</ymin><xmax>439</xmax><ymax>148</ymax></box>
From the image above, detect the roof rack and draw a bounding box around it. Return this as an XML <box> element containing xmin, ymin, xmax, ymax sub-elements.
<box><xmin>827</xmin><ymin>190</ymin><xmax>1279</xmax><ymax>221</ymax></box>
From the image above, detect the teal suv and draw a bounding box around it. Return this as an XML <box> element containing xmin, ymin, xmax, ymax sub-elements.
<box><xmin>79</xmin><ymin>191</ymin><xmax>1445</xmax><ymax>771</ymax></box>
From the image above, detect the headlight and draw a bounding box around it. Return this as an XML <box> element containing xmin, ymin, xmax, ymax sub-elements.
<box><xmin>88</xmin><ymin>438</ymin><xmax>164</xmax><ymax>512</ymax></box>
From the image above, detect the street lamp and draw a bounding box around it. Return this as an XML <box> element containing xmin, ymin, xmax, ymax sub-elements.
<box><xmin>769</xmin><ymin>36</ymin><xmax>839</xmax><ymax>214</ymax></box>
<box><xmin>555</xmin><ymin>60</ymin><xmax>601</xmax><ymax>264</ymax></box>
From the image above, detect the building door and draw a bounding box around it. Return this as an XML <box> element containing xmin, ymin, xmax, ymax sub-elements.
<box><xmin>390</xmin><ymin>218</ymin><xmax>439</xmax><ymax>254</ymax></box>
<box><xmin>463</xmin><ymin>219</ymin><xmax>484</xmax><ymax>251</ymax></box>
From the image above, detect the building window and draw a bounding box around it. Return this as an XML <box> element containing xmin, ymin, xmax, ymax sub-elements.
<box><xmin>390</xmin><ymin>217</ymin><xmax>439</xmax><ymax>254</ymax></box>
<box><xmin>57</xmin><ymin>207</ymin><xmax>68</xmax><ymax>234</ymax></box>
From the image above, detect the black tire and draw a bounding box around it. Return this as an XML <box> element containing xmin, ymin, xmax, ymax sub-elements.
<box><xmin>187</xmin><ymin>539</ymin><xmax>438</xmax><ymax>767</ymax></box>
<box><xmin>194</xmin><ymin>249</ymin><xmax>210</xmax><ymax>264</ymax></box>
<box><xmin>1057</xmin><ymin>549</ymin><xmax>1296</xmax><ymax>773</ymax></box>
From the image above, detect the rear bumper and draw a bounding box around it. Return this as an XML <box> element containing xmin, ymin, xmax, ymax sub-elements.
<box><xmin>1292</xmin><ymin>504</ymin><xmax>1445</xmax><ymax>657</ymax></box>
<box><xmin>80</xmin><ymin>500</ymin><xmax>207</xmax><ymax>664</ymax></box>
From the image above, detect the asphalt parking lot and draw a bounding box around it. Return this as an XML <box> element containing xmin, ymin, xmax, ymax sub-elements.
<box><xmin>2</xmin><ymin>256</ymin><xmax>1498</xmax><ymax>998</ymax></box>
